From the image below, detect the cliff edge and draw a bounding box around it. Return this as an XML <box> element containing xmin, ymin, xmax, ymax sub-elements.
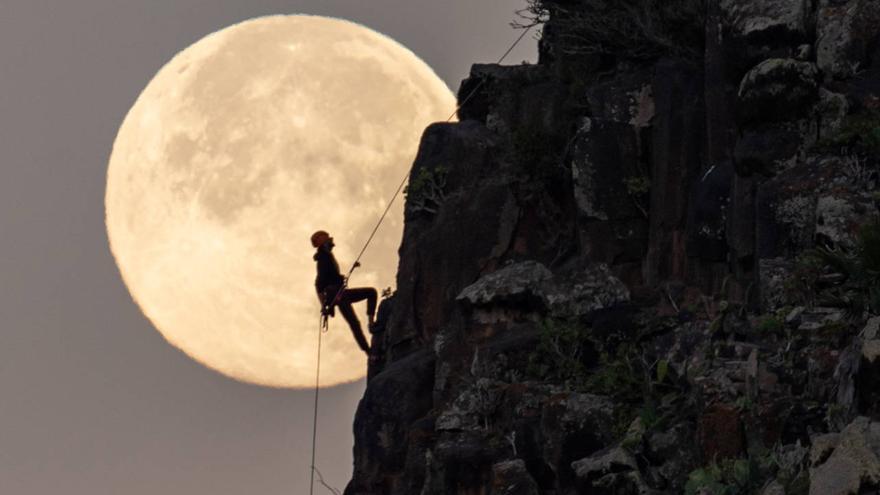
<box><xmin>347</xmin><ymin>0</ymin><xmax>880</xmax><ymax>493</ymax></box>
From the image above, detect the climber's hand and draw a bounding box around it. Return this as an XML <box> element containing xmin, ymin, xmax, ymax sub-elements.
<box><xmin>322</xmin><ymin>305</ymin><xmax>335</xmax><ymax>318</ymax></box>
<box><xmin>353</xmin><ymin>261</ymin><xmax>361</xmax><ymax>269</ymax></box>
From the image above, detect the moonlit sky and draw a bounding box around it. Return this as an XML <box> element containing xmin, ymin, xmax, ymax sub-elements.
<box><xmin>0</xmin><ymin>1</ymin><xmax>536</xmax><ymax>494</ymax></box>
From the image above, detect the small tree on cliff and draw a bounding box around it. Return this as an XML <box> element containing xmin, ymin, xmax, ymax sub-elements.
<box><xmin>516</xmin><ymin>0</ymin><xmax>706</xmax><ymax>61</ymax></box>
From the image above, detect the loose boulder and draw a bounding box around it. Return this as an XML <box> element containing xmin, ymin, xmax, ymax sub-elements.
<box><xmin>738</xmin><ymin>58</ymin><xmax>819</xmax><ymax>124</ymax></box>
<box><xmin>809</xmin><ymin>417</ymin><xmax>880</xmax><ymax>494</ymax></box>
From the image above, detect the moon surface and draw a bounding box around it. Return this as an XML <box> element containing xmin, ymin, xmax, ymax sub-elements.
<box><xmin>105</xmin><ymin>15</ymin><xmax>456</xmax><ymax>388</ymax></box>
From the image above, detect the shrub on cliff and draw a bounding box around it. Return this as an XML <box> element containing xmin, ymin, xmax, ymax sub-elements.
<box><xmin>815</xmin><ymin>109</ymin><xmax>880</xmax><ymax>157</ymax></box>
<box><xmin>517</xmin><ymin>0</ymin><xmax>706</xmax><ymax>61</ymax></box>
<box><xmin>781</xmin><ymin>217</ymin><xmax>880</xmax><ymax>313</ymax></box>
<box><xmin>806</xmin><ymin>218</ymin><xmax>880</xmax><ymax>314</ymax></box>
<box><xmin>404</xmin><ymin>166</ymin><xmax>448</xmax><ymax>216</ymax></box>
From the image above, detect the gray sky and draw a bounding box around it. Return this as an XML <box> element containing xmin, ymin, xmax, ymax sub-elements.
<box><xmin>0</xmin><ymin>1</ymin><xmax>536</xmax><ymax>493</ymax></box>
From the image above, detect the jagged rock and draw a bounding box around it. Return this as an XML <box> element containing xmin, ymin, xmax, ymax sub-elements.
<box><xmin>756</xmin><ymin>152</ymin><xmax>880</xmax><ymax>271</ymax></box>
<box><xmin>436</xmin><ymin>378</ymin><xmax>503</xmax><ymax>432</ymax></box>
<box><xmin>491</xmin><ymin>459</ymin><xmax>540</xmax><ymax>495</ymax></box>
<box><xmin>816</xmin><ymin>2</ymin><xmax>858</xmax><ymax>78</ymax></box>
<box><xmin>811</xmin><ymin>433</ymin><xmax>841</xmax><ymax>466</ymax></box>
<box><xmin>759</xmin><ymin>189</ymin><xmax>816</xmax><ymax>255</ymax></box>
<box><xmin>774</xmin><ymin>442</ymin><xmax>811</xmax><ymax>489</ymax></box>
<box><xmin>755</xmin><ymin>155</ymin><xmax>872</xmax><ymax>261</ymax></box>
<box><xmin>835</xmin><ymin>343</ymin><xmax>862</xmax><ymax>429</ymax></box>
<box><xmin>737</xmin><ymin>58</ymin><xmax>819</xmax><ymax>123</ymax></box>
<box><xmin>347</xmin><ymin>350</ymin><xmax>435</xmax><ymax>495</ymax></box>
<box><xmin>427</xmin><ymin>432</ymin><xmax>504</xmax><ymax>493</ymax></box>
<box><xmin>795</xmin><ymin>44</ymin><xmax>813</xmax><ymax>61</ymax></box>
<box><xmin>798</xmin><ymin>307</ymin><xmax>845</xmax><ymax>332</ymax></box>
<box><xmin>584</xmin><ymin>68</ymin><xmax>655</xmax><ymax>126</ymax></box>
<box><xmin>816</xmin><ymin>3</ymin><xmax>855</xmax><ymax>80</ymax></box>
<box><xmin>465</xmin><ymin>328</ymin><xmax>547</xmax><ymax>384</ymax></box>
<box><xmin>571</xmin><ymin>117</ymin><xmax>650</xmax><ymax>275</ymax></box>
<box><xmin>859</xmin><ymin>318</ymin><xmax>880</xmax><ymax>418</ymax></box>
<box><xmin>541</xmin><ymin>264</ymin><xmax>631</xmax><ymax>317</ymax></box>
<box><xmin>455</xmin><ymin>261</ymin><xmax>552</xmax><ymax>310</ymax></box>
<box><xmin>571</xmin><ymin>446</ymin><xmax>656</xmax><ymax>494</ymax></box>
<box><xmin>815</xmin><ymin>88</ymin><xmax>850</xmax><ymax>140</ymax></box>
<box><xmin>456</xmin><ymin>261</ymin><xmax>630</xmax><ymax>320</ymax></box>
<box><xmin>786</xmin><ymin>306</ymin><xmax>806</xmax><ymax>326</ymax></box>
<box><xmin>541</xmin><ymin>393</ymin><xmax>616</xmax><ymax>485</ymax></box>
<box><xmin>645</xmin><ymin>423</ymin><xmax>701</xmax><ymax>490</ymax></box>
<box><xmin>720</xmin><ymin>0</ymin><xmax>809</xmax><ymax>45</ymax></box>
<box><xmin>810</xmin><ymin>417</ymin><xmax>880</xmax><ymax>494</ymax></box>
<box><xmin>816</xmin><ymin>196</ymin><xmax>859</xmax><ymax>248</ymax></box>
<box><xmin>366</xmin><ymin>297</ymin><xmax>396</xmax><ymax>380</ymax></box>
<box><xmin>568</xmin><ymin>67</ymin><xmax>657</xmax><ymax>277</ymax></box>
<box><xmin>817</xmin><ymin>0</ymin><xmax>880</xmax><ymax>80</ymax></box>
<box><xmin>457</xmin><ymin>63</ymin><xmax>567</xmax><ymax>139</ymax></box>
<box><xmin>758</xmin><ymin>257</ymin><xmax>795</xmax><ymax>311</ymax></box>
<box><xmin>864</xmin><ymin>317</ymin><xmax>880</xmax><ymax>340</ymax></box>
<box><xmin>571</xmin><ymin>118</ymin><xmax>642</xmax><ymax>223</ymax></box>
<box><xmin>391</xmin><ymin>121</ymin><xmax>518</xmax><ymax>351</ymax></box>
<box><xmin>762</xmin><ymin>480</ymin><xmax>786</xmax><ymax>495</ymax></box>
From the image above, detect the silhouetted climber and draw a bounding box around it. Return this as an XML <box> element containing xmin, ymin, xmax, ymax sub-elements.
<box><xmin>311</xmin><ymin>230</ymin><xmax>377</xmax><ymax>353</ymax></box>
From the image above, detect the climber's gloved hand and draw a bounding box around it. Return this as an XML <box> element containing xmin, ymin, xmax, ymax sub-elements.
<box><xmin>353</xmin><ymin>261</ymin><xmax>361</xmax><ymax>269</ymax></box>
<box><xmin>322</xmin><ymin>305</ymin><xmax>335</xmax><ymax>318</ymax></box>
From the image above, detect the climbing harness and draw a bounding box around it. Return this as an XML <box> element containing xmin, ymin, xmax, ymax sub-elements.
<box><xmin>307</xmin><ymin>24</ymin><xmax>536</xmax><ymax>495</ymax></box>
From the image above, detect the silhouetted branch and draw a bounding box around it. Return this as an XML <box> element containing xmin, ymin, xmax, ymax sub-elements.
<box><xmin>514</xmin><ymin>0</ymin><xmax>705</xmax><ymax>60</ymax></box>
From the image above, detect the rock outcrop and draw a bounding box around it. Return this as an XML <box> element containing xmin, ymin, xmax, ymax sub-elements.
<box><xmin>345</xmin><ymin>0</ymin><xmax>880</xmax><ymax>493</ymax></box>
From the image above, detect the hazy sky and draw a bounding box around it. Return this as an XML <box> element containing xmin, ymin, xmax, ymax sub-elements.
<box><xmin>0</xmin><ymin>1</ymin><xmax>536</xmax><ymax>494</ymax></box>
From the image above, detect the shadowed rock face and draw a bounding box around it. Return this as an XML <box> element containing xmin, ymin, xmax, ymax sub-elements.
<box><xmin>346</xmin><ymin>0</ymin><xmax>880</xmax><ymax>493</ymax></box>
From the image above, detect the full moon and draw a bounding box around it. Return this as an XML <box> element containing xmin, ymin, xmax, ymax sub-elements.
<box><xmin>105</xmin><ymin>15</ymin><xmax>456</xmax><ymax>388</ymax></box>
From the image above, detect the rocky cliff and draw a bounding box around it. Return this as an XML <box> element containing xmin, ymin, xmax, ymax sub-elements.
<box><xmin>345</xmin><ymin>0</ymin><xmax>880</xmax><ymax>493</ymax></box>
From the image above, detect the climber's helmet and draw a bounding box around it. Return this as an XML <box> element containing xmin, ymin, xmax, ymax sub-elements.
<box><xmin>311</xmin><ymin>230</ymin><xmax>331</xmax><ymax>248</ymax></box>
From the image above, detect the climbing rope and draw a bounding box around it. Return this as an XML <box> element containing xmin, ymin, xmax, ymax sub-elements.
<box><xmin>343</xmin><ymin>23</ymin><xmax>537</xmax><ymax>287</ymax></box>
<box><xmin>307</xmin><ymin>23</ymin><xmax>536</xmax><ymax>495</ymax></box>
<box><xmin>309</xmin><ymin>314</ymin><xmax>324</xmax><ymax>495</ymax></box>
<box><xmin>444</xmin><ymin>24</ymin><xmax>536</xmax><ymax>123</ymax></box>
